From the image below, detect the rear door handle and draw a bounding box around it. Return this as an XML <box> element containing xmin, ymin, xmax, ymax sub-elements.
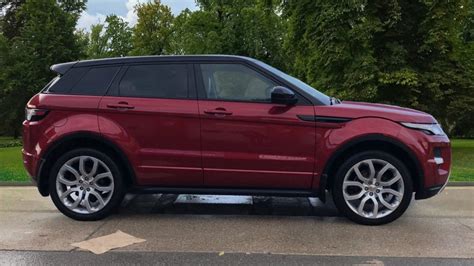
<box><xmin>106</xmin><ymin>102</ymin><xmax>135</xmax><ymax>110</ymax></box>
<box><xmin>204</xmin><ymin>108</ymin><xmax>232</xmax><ymax>116</ymax></box>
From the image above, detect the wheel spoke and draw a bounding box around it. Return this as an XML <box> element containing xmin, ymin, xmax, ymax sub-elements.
<box><xmin>63</xmin><ymin>164</ymin><xmax>80</xmax><ymax>180</ymax></box>
<box><xmin>57</xmin><ymin>174</ymin><xmax>78</xmax><ymax>186</ymax></box>
<box><xmin>366</xmin><ymin>160</ymin><xmax>376</xmax><ymax>181</ymax></box>
<box><xmin>79</xmin><ymin>156</ymin><xmax>87</xmax><ymax>176</ymax></box>
<box><xmin>60</xmin><ymin>187</ymin><xmax>77</xmax><ymax>201</ymax></box>
<box><xmin>376</xmin><ymin>163</ymin><xmax>393</xmax><ymax>183</ymax></box>
<box><xmin>354</xmin><ymin>164</ymin><xmax>369</xmax><ymax>183</ymax></box>
<box><xmin>89</xmin><ymin>158</ymin><xmax>99</xmax><ymax>177</ymax></box>
<box><xmin>84</xmin><ymin>193</ymin><xmax>94</xmax><ymax>212</ymax></box>
<box><xmin>93</xmin><ymin>183</ymin><xmax>113</xmax><ymax>192</ymax></box>
<box><xmin>344</xmin><ymin>190</ymin><xmax>365</xmax><ymax>200</ymax></box>
<box><xmin>380</xmin><ymin>172</ymin><xmax>402</xmax><ymax>186</ymax></box>
<box><xmin>381</xmin><ymin>188</ymin><xmax>402</xmax><ymax>198</ymax></box>
<box><xmin>94</xmin><ymin>172</ymin><xmax>112</xmax><ymax>181</ymax></box>
<box><xmin>378</xmin><ymin>194</ymin><xmax>396</xmax><ymax>210</ymax></box>
<box><xmin>343</xmin><ymin>181</ymin><xmax>364</xmax><ymax>189</ymax></box>
<box><xmin>90</xmin><ymin>190</ymin><xmax>106</xmax><ymax>209</ymax></box>
<box><xmin>371</xmin><ymin>197</ymin><xmax>379</xmax><ymax>217</ymax></box>
<box><xmin>357</xmin><ymin>195</ymin><xmax>370</xmax><ymax>215</ymax></box>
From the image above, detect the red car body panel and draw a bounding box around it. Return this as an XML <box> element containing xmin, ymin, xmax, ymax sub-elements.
<box><xmin>198</xmin><ymin>100</ymin><xmax>316</xmax><ymax>189</ymax></box>
<box><xmin>98</xmin><ymin>96</ymin><xmax>203</xmax><ymax>187</ymax></box>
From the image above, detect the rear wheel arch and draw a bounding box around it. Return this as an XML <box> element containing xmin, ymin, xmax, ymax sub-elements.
<box><xmin>320</xmin><ymin>134</ymin><xmax>424</xmax><ymax>196</ymax></box>
<box><xmin>37</xmin><ymin>132</ymin><xmax>136</xmax><ymax>196</ymax></box>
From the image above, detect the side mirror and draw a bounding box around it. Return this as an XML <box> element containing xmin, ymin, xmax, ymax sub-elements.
<box><xmin>271</xmin><ymin>86</ymin><xmax>298</xmax><ymax>105</ymax></box>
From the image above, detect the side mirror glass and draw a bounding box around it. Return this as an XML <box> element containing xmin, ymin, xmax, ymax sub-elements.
<box><xmin>271</xmin><ymin>86</ymin><xmax>298</xmax><ymax>105</ymax></box>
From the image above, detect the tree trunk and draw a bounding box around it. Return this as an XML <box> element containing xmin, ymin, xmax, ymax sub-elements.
<box><xmin>12</xmin><ymin>126</ymin><xmax>19</xmax><ymax>139</ymax></box>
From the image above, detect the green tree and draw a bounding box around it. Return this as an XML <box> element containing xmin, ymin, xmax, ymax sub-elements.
<box><xmin>0</xmin><ymin>0</ymin><xmax>85</xmax><ymax>137</ymax></box>
<box><xmin>0</xmin><ymin>0</ymin><xmax>26</xmax><ymax>39</ymax></box>
<box><xmin>171</xmin><ymin>0</ymin><xmax>285</xmax><ymax>67</ymax></box>
<box><xmin>84</xmin><ymin>15</ymin><xmax>132</xmax><ymax>58</ymax></box>
<box><xmin>283</xmin><ymin>0</ymin><xmax>474</xmax><ymax>136</ymax></box>
<box><xmin>104</xmin><ymin>15</ymin><xmax>133</xmax><ymax>57</ymax></box>
<box><xmin>131</xmin><ymin>0</ymin><xmax>174</xmax><ymax>55</ymax></box>
<box><xmin>86</xmin><ymin>23</ymin><xmax>108</xmax><ymax>58</ymax></box>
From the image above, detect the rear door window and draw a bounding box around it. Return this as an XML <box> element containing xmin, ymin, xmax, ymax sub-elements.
<box><xmin>118</xmin><ymin>64</ymin><xmax>189</xmax><ymax>99</ymax></box>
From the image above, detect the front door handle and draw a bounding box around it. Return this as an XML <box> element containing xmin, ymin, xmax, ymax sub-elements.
<box><xmin>204</xmin><ymin>108</ymin><xmax>232</xmax><ymax>116</ymax></box>
<box><xmin>106</xmin><ymin>102</ymin><xmax>135</xmax><ymax>110</ymax></box>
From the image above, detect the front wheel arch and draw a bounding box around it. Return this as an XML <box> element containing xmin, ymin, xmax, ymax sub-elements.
<box><xmin>320</xmin><ymin>134</ymin><xmax>423</xmax><ymax>197</ymax></box>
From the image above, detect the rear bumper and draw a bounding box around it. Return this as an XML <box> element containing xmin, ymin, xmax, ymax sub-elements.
<box><xmin>22</xmin><ymin>148</ymin><xmax>38</xmax><ymax>181</ymax></box>
<box><xmin>22</xmin><ymin>148</ymin><xmax>49</xmax><ymax>196</ymax></box>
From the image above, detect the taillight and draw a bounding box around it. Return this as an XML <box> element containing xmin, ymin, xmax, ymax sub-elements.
<box><xmin>25</xmin><ymin>108</ymin><xmax>49</xmax><ymax>122</ymax></box>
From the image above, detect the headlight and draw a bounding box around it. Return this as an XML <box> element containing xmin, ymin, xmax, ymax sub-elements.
<box><xmin>400</xmin><ymin>122</ymin><xmax>446</xmax><ymax>136</ymax></box>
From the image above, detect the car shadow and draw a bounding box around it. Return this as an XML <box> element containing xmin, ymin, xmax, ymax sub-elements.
<box><xmin>117</xmin><ymin>193</ymin><xmax>342</xmax><ymax>217</ymax></box>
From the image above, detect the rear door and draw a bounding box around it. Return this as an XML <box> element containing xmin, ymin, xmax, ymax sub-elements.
<box><xmin>98</xmin><ymin>63</ymin><xmax>202</xmax><ymax>187</ymax></box>
<box><xmin>196</xmin><ymin>63</ymin><xmax>316</xmax><ymax>189</ymax></box>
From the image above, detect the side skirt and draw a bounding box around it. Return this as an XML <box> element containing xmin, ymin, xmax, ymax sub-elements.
<box><xmin>129</xmin><ymin>187</ymin><xmax>318</xmax><ymax>198</ymax></box>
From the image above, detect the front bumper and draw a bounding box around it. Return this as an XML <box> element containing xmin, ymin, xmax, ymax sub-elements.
<box><xmin>415</xmin><ymin>138</ymin><xmax>451</xmax><ymax>200</ymax></box>
<box><xmin>415</xmin><ymin>179</ymin><xmax>449</xmax><ymax>199</ymax></box>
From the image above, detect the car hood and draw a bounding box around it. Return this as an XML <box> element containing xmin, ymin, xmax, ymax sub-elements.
<box><xmin>317</xmin><ymin>101</ymin><xmax>437</xmax><ymax>123</ymax></box>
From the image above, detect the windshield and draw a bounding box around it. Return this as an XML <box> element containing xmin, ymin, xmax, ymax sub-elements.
<box><xmin>252</xmin><ymin>59</ymin><xmax>331</xmax><ymax>105</ymax></box>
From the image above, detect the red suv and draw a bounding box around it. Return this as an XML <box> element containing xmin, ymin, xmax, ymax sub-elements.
<box><xmin>22</xmin><ymin>55</ymin><xmax>451</xmax><ymax>225</ymax></box>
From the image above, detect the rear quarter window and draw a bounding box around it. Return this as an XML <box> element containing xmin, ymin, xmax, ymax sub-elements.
<box><xmin>47</xmin><ymin>66</ymin><xmax>119</xmax><ymax>96</ymax></box>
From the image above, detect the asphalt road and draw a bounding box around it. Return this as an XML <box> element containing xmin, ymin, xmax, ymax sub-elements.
<box><xmin>0</xmin><ymin>186</ymin><xmax>473</xmax><ymax>264</ymax></box>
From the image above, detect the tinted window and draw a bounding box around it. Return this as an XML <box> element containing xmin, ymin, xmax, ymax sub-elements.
<box><xmin>119</xmin><ymin>64</ymin><xmax>188</xmax><ymax>98</ymax></box>
<box><xmin>70</xmin><ymin>67</ymin><xmax>119</xmax><ymax>95</ymax></box>
<box><xmin>47</xmin><ymin>67</ymin><xmax>118</xmax><ymax>95</ymax></box>
<box><xmin>199</xmin><ymin>64</ymin><xmax>277</xmax><ymax>102</ymax></box>
<box><xmin>47</xmin><ymin>67</ymin><xmax>88</xmax><ymax>94</ymax></box>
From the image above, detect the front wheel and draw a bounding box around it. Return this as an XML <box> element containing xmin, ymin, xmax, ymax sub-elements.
<box><xmin>332</xmin><ymin>151</ymin><xmax>413</xmax><ymax>225</ymax></box>
<box><xmin>49</xmin><ymin>148</ymin><xmax>125</xmax><ymax>221</ymax></box>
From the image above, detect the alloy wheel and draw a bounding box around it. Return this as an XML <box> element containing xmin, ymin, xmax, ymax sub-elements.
<box><xmin>55</xmin><ymin>156</ymin><xmax>114</xmax><ymax>214</ymax></box>
<box><xmin>342</xmin><ymin>159</ymin><xmax>405</xmax><ymax>219</ymax></box>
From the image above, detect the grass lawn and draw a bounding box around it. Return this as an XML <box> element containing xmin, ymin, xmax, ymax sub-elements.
<box><xmin>450</xmin><ymin>139</ymin><xmax>474</xmax><ymax>182</ymax></box>
<box><xmin>0</xmin><ymin>138</ymin><xmax>472</xmax><ymax>183</ymax></box>
<box><xmin>0</xmin><ymin>146</ymin><xmax>28</xmax><ymax>182</ymax></box>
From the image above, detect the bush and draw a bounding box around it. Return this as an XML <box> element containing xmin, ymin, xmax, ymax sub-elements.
<box><xmin>0</xmin><ymin>139</ymin><xmax>22</xmax><ymax>148</ymax></box>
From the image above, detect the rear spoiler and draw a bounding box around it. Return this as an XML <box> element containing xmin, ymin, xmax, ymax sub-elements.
<box><xmin>50</xmin><ymin>61</ymin><xmax>77</xmax><ymax>75</ymax></box>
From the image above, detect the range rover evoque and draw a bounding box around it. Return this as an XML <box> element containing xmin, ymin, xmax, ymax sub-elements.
<box><xmin>22</xmin><ymin>55</ymin><xmax>451</xmax><ymax>225</ymax></box>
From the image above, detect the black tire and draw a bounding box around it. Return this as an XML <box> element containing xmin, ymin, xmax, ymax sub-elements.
<box><xmin>49</xmin><ymin>148</ymin><xmax>125</xmax><ymax>221</ymax></box>
<box><xmin>332</xmin><ymin>150</ymin><xmax>413</xmax><ymax>225</ymax></box>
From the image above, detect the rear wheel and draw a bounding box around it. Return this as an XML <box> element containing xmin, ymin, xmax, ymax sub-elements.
<box><xmin>49</xmin><ymin>148</ymin><xmax>125</xmax><ymax>221</ymax></box>
<box><xmin>332</xmin><ymin>151</ymin><xmax>413</xmax><ymax>225</ymax></box>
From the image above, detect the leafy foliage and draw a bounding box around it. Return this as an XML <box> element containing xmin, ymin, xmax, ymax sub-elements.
<box><xmin>0</xmin><ymin>0</ymin><xmax>473</xmax><ymax>137</ymax></box>
<box><xmin>131</xmin><ymin>0</ymin><xmax>174</xmax><ymax>55</ymax></box>
<box><xmin>283</xmin><ymin>0</ymin><xmax>474</xmax><ymax>136</ymax></box>
<box><xmin>0</xmin><ymin>0</ymin><xmax>86</xmax><ymax>137</ymax></box>
<box><xmin>171</xmin><ymin>0</ymin><xmax>285</xmax><ymax>68</ymax></box>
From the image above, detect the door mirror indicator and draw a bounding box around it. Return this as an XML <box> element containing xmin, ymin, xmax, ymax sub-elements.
<box><xmin>271</xmin><ymin>86</ymin><xmax>298</xmax><ymax>105</ymax></box>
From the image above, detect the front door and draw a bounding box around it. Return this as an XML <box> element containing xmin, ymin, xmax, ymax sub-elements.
<box><xmin>196</xmin><ymin>63</ymin><xmax>316</xmax><ymax>189</ymax></box>
<box><xmin>98</xmin><ymin>63</ymin><xmax>202</xmax><ymax>187</ymax></box>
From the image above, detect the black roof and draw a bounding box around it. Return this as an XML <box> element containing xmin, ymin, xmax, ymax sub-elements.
<box><xmin>51</xmin><ymin>55</ymin><xmax>254</xmax><ymax>74</ymax></box>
